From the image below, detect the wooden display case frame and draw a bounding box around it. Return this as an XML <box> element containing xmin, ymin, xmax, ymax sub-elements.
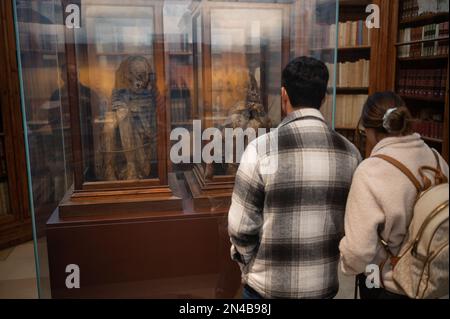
<box><xmin>0</xmin><ymin>0</ymin><xmax>32</xmax><ymax>249</ymax></box>
<box><xmin>184</xmin><ymin>1</ymin><xmax>291</xmax><ymax>212</ymax></box>
<box><xmin>59</xmin><ymin>0</ymin><xmax>182</xmax><ymax>217</ymax></box>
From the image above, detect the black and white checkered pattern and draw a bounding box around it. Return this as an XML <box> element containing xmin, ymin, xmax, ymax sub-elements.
<box><xmin>228</xmin><ymin>108</ymin><xmax>362</xmax><ymax>299</ymax></box>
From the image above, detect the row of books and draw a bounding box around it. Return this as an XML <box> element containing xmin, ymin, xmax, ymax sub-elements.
<box><xmin>397</xmin><ymin>68</ymin><xmax>448</xmax><ymax>99</ymax></box>
<box><xmin>322</xmin><ymin>95</ymin><xmax>367</xmax><ymax>129</ymax></box>
<box><xmin>312</xmin><ymin>21</ymin><xmax>371</xmax><ymax>49</ymax></box>
<box><xmin>336</xmin><ymin>128</ymin><xmax>365</xmax><ymax>155</ymax></box>
<box><xmin>0</xmin><ymin>182</ymin><xmax>10</xmax><ymax>216</ymax></box>
<box><xmin>326</xmin><ymin>59</ymin><xmax>370</xmax><ymax>88</ymax></box>
<box><xmin>411</xmin><ymin>120</ymin><xmax>445</xmax><ymax>140</ymax></box>
<box><xmin>398</xmin><ymin>22</ymin><xmax>449</xmax><ymax>58</ymax></box>
<box><xmin>170</xmin><ymin>86</ymin><xmax>192</xmax><ymax>125</ymax></box>
<box><xmin>400</xmin><ymin>0</ymin><xmax>449</xmax><ymax>21</ymax></box>
<box><xmin>169</xmin><ymin>60</ymin><xmax>193</xmax><ymax>92</ymax></box>
<box><xmin>334</xmin><ymin>95</ymin><xmax>367</xmax><ymax>129</ymax></box>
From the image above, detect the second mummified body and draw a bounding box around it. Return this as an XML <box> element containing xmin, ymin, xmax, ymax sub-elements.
<box><xmin>204</xmin><ymin>72</ymin><xmax>272</xmax><ymax>180</ymax></box>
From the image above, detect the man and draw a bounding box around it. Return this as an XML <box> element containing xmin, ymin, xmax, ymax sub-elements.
<box><xmin>228</xmin><ymin>56</ymin><xmax>362</xmax><ymax>299</ymax></box>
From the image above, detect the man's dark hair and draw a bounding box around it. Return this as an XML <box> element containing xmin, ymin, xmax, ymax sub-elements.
<box><xmin>281</xmin><ymin>56</ymin><xmax>329</xmax><ymax>110</ymax></box>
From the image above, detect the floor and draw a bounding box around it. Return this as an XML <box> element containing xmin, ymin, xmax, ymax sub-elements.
<box><xmin>0</xmin><ymin>241</ymin><xmax>38</xmax><ymax>299</ymax></box>
<box><xmin>0</xmin><ymin>241</ymin><xmax>356</xmax><ymax>299</ymax></box>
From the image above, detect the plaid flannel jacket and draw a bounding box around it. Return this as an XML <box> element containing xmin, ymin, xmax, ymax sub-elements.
<box><xmin>228</xmin><ymin>108</ymin><xmax>362</xmax><ymax>299</ymax></box>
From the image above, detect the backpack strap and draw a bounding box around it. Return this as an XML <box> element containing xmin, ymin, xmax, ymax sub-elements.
<box><xmin>372</xmin><ymin>154</ymin><xmax>422</xmax><ymax>193</ymax></box>
<box><xmin>432</xmin><ymin>149</ymin><xmax>442</xmax><ymax>171</ymax></box>
<box><xmin>419</xmin><ymin>150</ymin><xmax>448</xmax><ymax>189</ymax></box>
<box><xmin>372</xmin><ymin>154</ymin><xmax>421</xmax><ymax>284</ymax></box>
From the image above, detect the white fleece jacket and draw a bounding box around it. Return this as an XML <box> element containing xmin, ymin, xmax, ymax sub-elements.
<box><xmin>339</xmin><ymin>133</ymin><xmax>449</xmax><ymax>294</ymax></box>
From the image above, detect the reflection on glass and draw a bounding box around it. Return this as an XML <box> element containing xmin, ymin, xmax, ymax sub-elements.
<box><xmin>76</xmin><ymin>3</ymin><xmax>158</xmax><ymax>181</ymax></box>
<box><xmin>210</xmin><ymin>8</ymin><xmax>283</xmax><ymax>127</ymax></box>
<box><xmin>195</xmin><ymin>4</ymin><xmax>285</xmax><ymax>179</ymax></box>
<box><xmin>15</xmin><ymin>0</ymin><xmax>71</xmax><ymax>212</ymax></box>
<box><xmin>194</xmin><ymin>13</ymin><xmax>203</xmax><ymax>120</ymax></box>
<box><xmin>14</xmin><ymin>0</ymin><xmax>71</xmax><ymax>298</ymax></box>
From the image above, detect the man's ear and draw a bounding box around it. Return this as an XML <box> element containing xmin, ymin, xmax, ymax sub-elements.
<box><xmin>281</xmin><ymin>87</ymin><xmax>288</xmax><ymax>103</ymax></box>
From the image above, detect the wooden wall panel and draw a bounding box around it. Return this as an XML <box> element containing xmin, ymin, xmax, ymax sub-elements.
<box><xmin>0</xmin><ymin>0</ymin><xmax>32</xmax><ymax>249</ymax></box>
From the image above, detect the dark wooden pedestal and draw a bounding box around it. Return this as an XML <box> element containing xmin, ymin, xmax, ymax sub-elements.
<box><xmin>46</xmin><ymin>175</ymin><xmax>241</xmax><ymax>298</ymax></box>
<box><xmin>59</xmin><ymin>175</ymin><xmax>184</xmax><ymax>218</ymax></box>
<box><xmin>184</xmin><ymin>165</ymin><xmax>235</xmax><ymax>213</ymax></box>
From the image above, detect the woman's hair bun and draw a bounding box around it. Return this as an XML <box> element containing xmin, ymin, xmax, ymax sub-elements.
<box><xmin>361</xmin><ymin>92</ymin><xmax>412</xmax><ymax>136</ymax></box>
<box><xmin>382</xmin><ymin>106</ymin><xmax>411</xmax><ymax>134</ymax></box>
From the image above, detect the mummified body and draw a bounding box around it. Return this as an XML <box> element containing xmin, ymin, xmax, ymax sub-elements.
<box><xmin>204</xmin><ymin>72</ymin><xmax>272</xmax><ymax>180</ymax></box>
<box><xmin>102</xmin><ymin>56</ymin><xmax>156</xmax><ymax>180</ymax></box>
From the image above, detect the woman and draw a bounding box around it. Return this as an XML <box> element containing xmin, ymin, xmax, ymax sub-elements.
<box><xmin>339</xmin><ymin>92</ymin><xmax>449</xmax><ymax>299</ymax></box>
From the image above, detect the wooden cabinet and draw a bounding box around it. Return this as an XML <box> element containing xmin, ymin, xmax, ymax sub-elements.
<box><xmin>0</xmin><ymin>0</ymin><xmax>31</xmax><ymax>250</ymax></box>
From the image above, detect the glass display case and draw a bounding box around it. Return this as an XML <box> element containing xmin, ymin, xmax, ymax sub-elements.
<box><xmin>52</xmin><ymin>0</ymin><xmax>183</xmax><ymax>217</ymax></box>
<box><xmin>184</xmin><ymin>0</ymin><xmax>340</xmax><ymax>212</ymax></box>
<box><xmin>13</xmin><ymin>0</ymin><xmax>339</xmax><ymax>298</ymax></box>
<box><xmin>15</xmin><ymin>0</ymin><xmax>339</xmax><ymax>218</ymax></box>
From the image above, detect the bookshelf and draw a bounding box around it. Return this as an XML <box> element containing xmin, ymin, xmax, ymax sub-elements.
<box><xmin>315</xmin><ymin>0</ymin><xmax>373</xmax><ymax>156</ymax></box>
<box><xmin>166</xmin><ymin>33</ymin><xmax>195</xmax><ymax>172</ymax></box>
<box><xmin>394</xmin><ymin>0</ymin><xmax>449</xmax><ymax>160</ymax></box>
<box><xmin>399</xmin><ymin>11</ymin><xmax>449</xmax><ymax>27</ymax></box>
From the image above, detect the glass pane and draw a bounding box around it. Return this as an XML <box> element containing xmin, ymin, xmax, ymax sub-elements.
<box><xmin>190</xmin><ymin>0</ymin><xmax>338</xmax><ymax>180</ymax></box>
<box><xmin>210</xmin><ymin>8</ymin><xmax>283</xmax><ymax>127</ymax></box>
<box><xmin>194</xmin><ymin>13</ymin><xmax>203</xmax><ymax>121</ymax></box>
<box><xmin>77</xmin><ymin>3</ymin><xmax>158</xmax><ymax>182</ymax></box>
<box><xmin>14</xmin><ymin>0</ymin><xmax>338</xmax><ymax>299</ymax></box>
<box><xmin>14</xmin><ymin>0</ymin><xmax>70</xmax><ymax>298</ymax></box>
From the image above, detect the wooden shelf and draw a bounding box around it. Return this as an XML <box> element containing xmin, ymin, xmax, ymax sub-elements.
<box><xmin>399</xmin><ymin>12</ymin><xmax>450</xmax><ymax>28</ymax></box>
<box><xmin>168</xmin><ymin>51</ymin><xmax>192</xmax><ymax>56</ymax></box>
<box><xmin>311</xmin><ymin>45</ymin><xmax>371</xmax><ymax>53</ymax></box>
<box><xmin>329</xmin><ymin>87</ymin><xmax>369</xmax><ymax>94</ymax></box>
<box><xmin>400</xmin><ymin>95</ymin><xmax>446</xmax><ymax>103</ymax></box>
<box><xmin>396</xmin><ymin>37</ymin><xmax>449</xmax><ymax>47</ymax></box>
<box><xmin>398</xmin><ymin>55</ymin><xmax>449</xmax><ymax>63</ymax></box>
<box><xmin>96</xmin><ymin>52</ymin><xmax>151</xmax><ymax>56</ymax></box>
